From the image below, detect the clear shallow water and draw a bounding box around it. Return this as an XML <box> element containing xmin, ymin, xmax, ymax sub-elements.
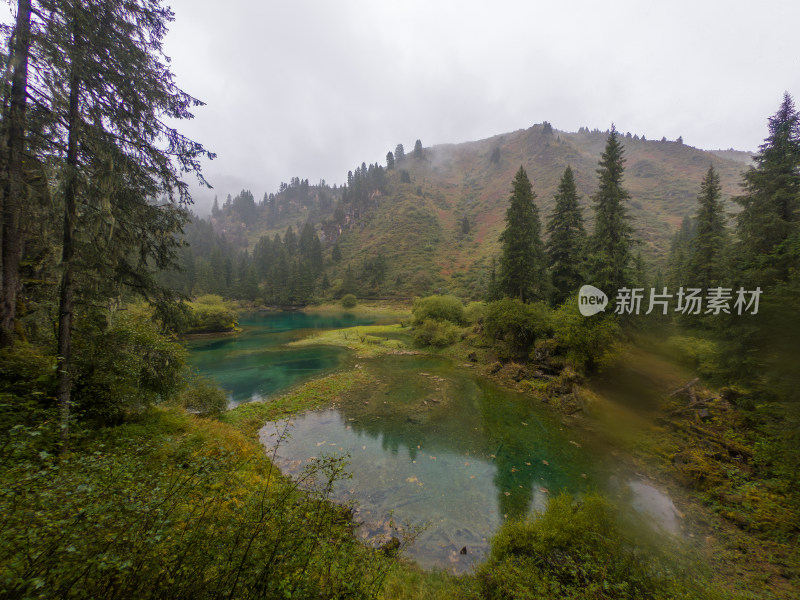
<box><xmin>186</xmin><ymin>311</ymin><xmax>380</xmax><ymax>404</ymax></box>
<box><xmin>187</xmin><ymin>313</ymin><xmax>677</xmax><ymax>572</ymax></box>
<box><xmin>261</xmin><ymin>355</ymin><xmax>599</xmax><ymax>572</ymax></box>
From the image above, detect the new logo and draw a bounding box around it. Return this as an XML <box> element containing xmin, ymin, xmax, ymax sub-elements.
<box><xmin>578</xmin><ymin>285</ymin><xmax>608</xmax><ymax>316</ymax></box>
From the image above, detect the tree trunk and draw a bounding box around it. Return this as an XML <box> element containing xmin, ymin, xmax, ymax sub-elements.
<box><xmin>0</xmin><ymin>0</ymin><xmax>32</xmax><ymax>347</ymax></box>
<box><xmin>57</xmin><ymin>18</ymin><xmax>81</xmax><ymax>449</ymax></box>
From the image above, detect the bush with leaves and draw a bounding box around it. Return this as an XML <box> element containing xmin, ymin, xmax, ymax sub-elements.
<box><xmin>177</xmin><ymin>375</ymin><xmax>229</xmax><ymax>417</ymax></box>
<box><xmin>664</xmin><ymin>335</ymin><xmax>721</xmax><ymax>381</ymax></box>
<box><xmin>72</xmin><ymin>310</ymin><xmax>187</xmax><ymax>425</ymax></box>
<box><xmin>464</xmin><ymin>301</ymin><xmax>487</xmax><ymax>326</ymax></box>
<box><xmin>0</xmin><ymin>342</ymin><xmax>57</xmax><ymax>433</ymax></box>
<box><xmin>0</xmin><ymin>409</ymin><xmax>399</xmax><ymax>599</ymax></box>
<box><xmin>412</xmin><ymin>294</ymin><xmax>465</xmax><ymax>326</ymax></box>
<box><xmin>551</xmin><ymin>302</ymin><xmax>622</xmax><ymax>373</ymax></box>
<box><xmin>341</xmin><ymin>293</ymin><xmax>357</xmax><ymax>308</ymax></box>
<box><xmin>477</xmin><ymin>492</ymin><xmax>711</xmax><ymax>600</ymax></box>
<box><xmin>186</xmin><ymin>294</ymin><xmax>239</xmax><ymax>333</ymax></box>
<box><xmin>412</xmin><ymin>319</ymin><xmax>460</xmax><ymax>347</ymax></box>
<box><xmin>483</xmin><ymin>298</ymin><xmax>552</xmax><ymax>360</ymax></box>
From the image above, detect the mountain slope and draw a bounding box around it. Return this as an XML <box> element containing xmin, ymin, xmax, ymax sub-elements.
<box><xmin>209</xmin><ymin>124</ymin><xmax>752</xmax><ymax>299</ymax></box>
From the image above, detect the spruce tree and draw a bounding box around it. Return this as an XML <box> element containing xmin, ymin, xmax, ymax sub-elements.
<box><xmin>283</xmin><ymin>225</ymin><xmax>297</xmax><ymax>255</ymax></box>
<box><xmin>666</xmin><ymin>215</ymin><xmax>694</xmax><ymax>289</ymax></box>
<box><xmin>386</xmin><ymin>151</ymin><xmax>395</xmax><ymax>170</ymax></box>
<box><xmin>735</xmin><ymin>93</ymin><xmax>800</xmax><ymax>287</ymax></box>
<box><xmin>546</xmin><ymin>166</ymin><xmax>586</xmax><ymax>304</ymax></box>
<box><xmin>497</xmin><ymin>166</ymin><xmax>545</xmax><ymax>302</ymax></box>
<box><xmin>0</xmin><ymin>0</ymin><xmax>32</xmax><ymax>346</ymax></box>
<box><xmin>687</xmin><ymin>165</ymin><xmax>727</xmax><ymax>290</ymax></box>
<box><xmin>589</xmin><ymin>126</ymin><xmax>635</xmax><ymax>295</ymax></box>
<box><xmin>35</xmin><ymin>0</ymin><xmax>212</xmax><ymax>441</ymax></box>
<box><xmin>413</xmin><ymin>139</ymin><xmax>423</xmax><ymax>158</ymax></box>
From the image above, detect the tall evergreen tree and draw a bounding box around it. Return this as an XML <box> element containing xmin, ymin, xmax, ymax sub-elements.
<box><xmin>386</xmin><ymin>151</ymin><xmax>395</xmax><ymax>170</ymax></box>
<box><xmin>666</xmin><ymin>215</ymin><xmax>694</xmax><ymax>289</ymax></box>
<box><xmin>394</xmin><ymin>143</ymin><xmax>405</xmax><ymax>163</ymax></box>
<box><xmin>283</xmin><ymin>225</ymin><xmax>297</xmax><ymax>255</ymax></box>
<box><xmin>0</xmin><ymin>0</ymin><xmax>32</xmax><ymax>346</ymax></box>
<box><xmin>546</xmin><ymin>166</ymin><xmax>586</xmax><ymax>304</ymax></box>
<box><xmin>588</xmin><ymin>126</ymin><xmax>635</xmax><ymax>294</ymax></box>
<box><xmin>413</xmin><ymin>139</ymin><xmax>423</xmax><ymax>158</ymax></box>
<box><xmin>36</xmin><ymin>0</ymin><xmax>212</xmax><ymax>441</ymax></box>
<box><xmin>497</xmin><ymin>166</ymin><xmax>546</xmax><ymax>302</ymax></box>
<box><xmin>735</xmin><ymin>93</ymin><xmax>800</xmax><ymax>287</ymax></box>
<box><xmin>687</xmin><ymin>165</ymin><xmax>727</xmax><ymax>289</ymax></box>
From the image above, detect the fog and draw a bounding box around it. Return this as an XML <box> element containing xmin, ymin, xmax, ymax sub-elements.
<box><xmin>17</xmin><ymin>1</ymin><xmax>800</xmax><ymax>212</ymax></box>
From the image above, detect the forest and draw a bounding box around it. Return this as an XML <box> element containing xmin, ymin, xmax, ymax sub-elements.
<box><xmin>1</xmin><ymin>0</ymin><xmax>799</xmax><ymax>599</ymax></box>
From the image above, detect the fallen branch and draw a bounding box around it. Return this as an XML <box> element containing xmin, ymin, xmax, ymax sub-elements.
<box><xmin>656</xmin><ymin>416</ymin><xmax>752</xmax><ymax>460</ymax></box>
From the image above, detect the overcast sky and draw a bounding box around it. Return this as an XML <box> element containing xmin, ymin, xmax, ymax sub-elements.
<box><xmin>159</xmin><ymin>1</ymin><xmax>797</xmax><ymax>210</ymax></box>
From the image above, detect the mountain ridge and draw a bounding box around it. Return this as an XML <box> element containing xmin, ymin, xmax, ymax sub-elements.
<box><xmin>204</xmin><ymin>123</ymin><xmax>753</xmax><ymax>299</ymax></box>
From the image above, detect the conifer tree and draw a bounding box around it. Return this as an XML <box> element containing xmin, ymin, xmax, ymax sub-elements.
<box><xmin>395</xmin><ymin>143</ymin><xmax>405</xmax><ymax>162</ymax></box>
<box><xmin>34</xmin><ymin>0</ymin><xmax>212</xmax><ymax>440</ymax></box>
<box><xmin>0</xmin><ymin>0</ymin><xmax>32</xmax><ymax>346</ymax></box>
<box><xmin>341</xmin><ymin>264</ymin><xmax>357</xmax><ymax>296</ymax></box>
<box><xmin>283</xmin><ymin>225</ymin><xmax>297</xmax><ymax>255</ymax></box>
<box><xmin>413</xmin><ymin>139</ymin><xmax>423</xmax><ymax>158</ymax></box>
<box><xmin>735</xmin><ymin>93</ymin><xmax>800</xmax><ymax>287</ymax></box>
<box><xmin>546</xmin><ymin>166</ymin><xmax>586</xmax><ymax>304</ymax></box>
<box><xmin>687</xmin><ymin>165</ymin><xmax>727</xmax><ymax>289</ymax></box>
<box><xmin>588</xmin><ymin>126</ymin><xmax>635</xmax><ymax>294</ymax></box>
<box><xmin>666</xmin><ymin>215</ymin><xmax>694</xmax><ymax>289</ymax></box>
<box><xmin>386</xmin><ymin>151</ymin><xmax>394</xmax><ymax>170</ymax></box>
<box><xmin>497</xmin><ymin>166</ymin><xmax>545</xmax><ymax>302</ymax></box>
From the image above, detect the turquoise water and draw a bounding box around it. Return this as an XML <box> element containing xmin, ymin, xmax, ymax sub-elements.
<box><xmin>187</xmin><ymin>313</ymin><xmax>602</xmax><ymax>572</ymax></box>
<box><xmin>186</xmin><ymin>311</ymin><xmax>379</xmax><ymax>404</ymax></box>
<box><xmin>262</xmin><ymin>355</ymin><xmax>597</xmax><ymax>572</ymax></box>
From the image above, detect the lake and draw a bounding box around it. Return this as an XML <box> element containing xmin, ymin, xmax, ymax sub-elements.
<box><xmin>188</xmin><ymin>311</ymin><xmax>672</xmax><ymax>572</ymax></box>
<box><xmin>261</xmin><ymin>353</ymin><xmax>597</xmax><ymax>571</ymax></box>
<box><xmin>186</xmin><ymin>311</ymin><xmax>382</xmax><ymax>404</ymax></box>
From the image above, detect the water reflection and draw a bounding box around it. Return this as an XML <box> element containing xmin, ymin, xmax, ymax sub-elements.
<box><xmin>262</xmin><ymin>355</ymin><xmax>596</xmax><ymax>572</ymax></box>
<box><xmin>186</xmin><ymin>311</ymin><xmax>380</xmax><ymax>404</ymax></box>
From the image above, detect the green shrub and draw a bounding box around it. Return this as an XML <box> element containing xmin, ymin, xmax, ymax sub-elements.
<box><xmin>478</xmin><ymin>492</ymin><xmax>707</xmax><ymax>600</ymax></box>
<box><xmin>0</xmin><ymin>410</ymin><xmax>398</xmax><ymax>599</ymax></box>
<box><xmin>177</xmin><ymin>376</ymin><xmax>229</xmax><ymax>417</ymax></box>
<box><xmin>412</xmin><ymin>294</ymin><xmax>465</xmax><ymax>325</ymax></box>
<box><xmin>341</xmin><ymin>293</ymin><xmax>357</xmax><ymax>308</ymax></box>
<box><xmin>664</xmin><ymin>335</ymin><xmax>721</xmax><ymax>379</ymax></box>
<box><xmin>73</xmin><ymin>311</ymin><xmax>187</xmax><ymax>425</ymax></box>
<box><xmin>413</xmin><ymin>319</ymin><xmax>460</xmax><ymax>347</ymax></box>
<box><xmin>465</xmin><ymin>301</ymin><xmax>487</xmax><ymax>325</ymax></box>
<box><xmin>484</xmin><ymin>298</ymin><xmax>552</xmax><ymax>359</ymax></box>
<box><xmin>186</xmin><ymin>294</ymin><xmax>238</xmax><ymax>333</ymax></box>
<box><xmin>552</xmin><ymin>301</ymin><xmax>622</xmax><ymax>373</ymax></box>
<box><xmin>0</xmin><ymin>342</ymin><xmax>56</xmax><ymax>399</ymax></box>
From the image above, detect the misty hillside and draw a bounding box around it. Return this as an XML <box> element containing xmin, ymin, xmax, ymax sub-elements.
<box><xmin>206</xmin><ymin>124</ymin><xmax>752</xmax><ymax>298</ymax></box>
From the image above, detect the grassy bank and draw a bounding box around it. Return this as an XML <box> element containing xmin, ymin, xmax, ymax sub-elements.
<box><xmin>289</xmin><ymin>323</ymin><xmax>415</xmax><ymax>357</ymax></box>
<box><xmin>221</xmin><ymin>368</ymin><xmax>372</xmax><ymax>437</ymax></box>
<box><xmin>0</xmin><ymin>404</ymin><xmax>397</xmax><ymax>598</ymax></box>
